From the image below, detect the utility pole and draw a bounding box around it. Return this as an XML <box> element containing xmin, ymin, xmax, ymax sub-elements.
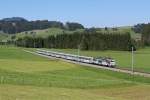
<box><xmin>78</xmin><ymin>45</ymin><xmax>80</xmax><ymax>62</ymax></box>
<box><xmin>33</xmin><ymin>33</ymin><xmax>36</xmax><ymax>48</ymax></box>
<box><xmin>131</xmin><ymin>46</ymin><xmax>134</xmax><ymax>75</ymax></box>
<box><xmin>77</xmin><ymin>34</ymin><xmax>84</xmax><ymax>62</ymax></box>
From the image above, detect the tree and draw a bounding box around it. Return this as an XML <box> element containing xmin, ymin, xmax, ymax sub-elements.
<box><xmin>141</xmin><ymin>24</ymin><xmax>150</xmax><ymax>46</ymax></box>
<box><xmin>16</xmin><ymin>31</ymin><xmax>136</xmax><ymax>51</ymax></box>
<box><xmin>65</xmin><ymin>22</ymin><xmax>84</xmax><ymax>31</ymax></box>
<box><xmin>105</xmin><ymin>27</ymin><xmax>108</xmax><ymax>31</ymax></box>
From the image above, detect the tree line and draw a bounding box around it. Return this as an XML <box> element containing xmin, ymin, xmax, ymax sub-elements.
<box><xmin>133</xmin><ymin>23</ymin><xmax>150</xmax><ymax>46</ymax></box>
<box><xmin>0</xmin><ymin>17</ymin><xmax>84</xmax><ymax>34</ymax></box>
<box><xmin>16</xmin><ymin>31</ymin><xmax>137</xmax><ymax>51</ymax></box>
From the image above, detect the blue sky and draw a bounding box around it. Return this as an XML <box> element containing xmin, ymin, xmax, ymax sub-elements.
<box><xmin>0</xmin><ymin>0</ymin><xmax>150</xmax><ymax>27</ymax></box>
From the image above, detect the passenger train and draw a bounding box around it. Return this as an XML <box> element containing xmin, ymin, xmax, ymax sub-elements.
<box><xmin>36</xmin><ymin>49</ymin><xmax>116</xmax><ymax>68</ymax></box>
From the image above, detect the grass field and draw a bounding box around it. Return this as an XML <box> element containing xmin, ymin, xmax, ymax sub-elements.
<box><xmin>0</xmin><ymin>46</ymin><xmax>150</xmax><ymax>100</ymax></box>
<box><xmin>0</xmin><ymin>33</ymin><xmax>11</xmax><ymax>42</ymax></box>
<box><xmin>44</xmin><ymin>48</ymin><xmax>150</xmax><ymax>73</ymax></box>
<box><xmin>15</xmin><ymin>28</ymin><xmax>84</xmax><ymax>39</ymax></box>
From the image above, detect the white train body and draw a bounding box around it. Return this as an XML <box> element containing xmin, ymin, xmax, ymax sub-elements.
<box><xmin>36</xmin><ymin>49</ymin><xmax>116</xmax><ymax>68</ymax></box>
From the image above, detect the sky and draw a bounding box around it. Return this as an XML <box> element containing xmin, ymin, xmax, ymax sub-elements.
<box><xmin>0</xmin><ymin>0</ymin><xmax>150</xmax><ymax>27</ymax></box>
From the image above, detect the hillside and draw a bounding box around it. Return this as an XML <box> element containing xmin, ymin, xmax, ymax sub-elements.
<box><xmin>15</xmin><ymin>26</ymin><xmax>141</xmax><ymax>39</ymax></box>
<box><xmin>96</xmin><ymin>26</ymin><xmax>141</xmax><ymax>40</ymax></box>
<box><xmin>0</xmin><ymin>28</ymin><xmax>85</xmax><ymax>42</ymax></box>
<box><xmin>15</xmin><ymin>28</ymin><xmax>85</xmax><ymax>38</ymax></box>
<box><xmin>0</xmin><ymin>26</ymin><xmax>141</xmax><ymax>43</ymax></box>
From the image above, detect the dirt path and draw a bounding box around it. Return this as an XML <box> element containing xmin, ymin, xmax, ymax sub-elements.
<box><xmin>24</xmin><ymin>50</ymin><xmax>150</xmax><ymax>78</ymax></box>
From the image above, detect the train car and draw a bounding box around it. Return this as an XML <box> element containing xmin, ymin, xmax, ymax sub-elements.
<box><xmin>58</xmin><ymin>53</ymin><xmax>66</xmax><ymax>59</ymax></box>
<box><xmin>101</xmin><ymin>59</ymin><xmax>108</xmax><ymax>66</ymax></box>
<box><xmin>93</xmin><ymin>58</ymin><xmax>103</xmax><ymax>65</ymax></box>
<box><xmin>36</xmin><ymin>49</ymin><xmax>46</xmax><ymax>55</ymax></box>
<box><xmin>78</xmin><ymin>56</ymin><xmax>93</xmax><ymax>64</ymax></box>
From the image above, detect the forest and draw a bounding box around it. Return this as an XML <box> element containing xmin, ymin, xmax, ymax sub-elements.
<box><xmin>16</xmin><ymin>31</ymin><xmax>136</xmax><ymax>51</ymax></box>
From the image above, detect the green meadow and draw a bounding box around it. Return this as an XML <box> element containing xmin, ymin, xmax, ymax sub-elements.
<box><xmin>44</xmin><ymin>48</ymin><xmax>150</xmax><ymax>73</ymax></box>
<box><xmin>0</xmin><ymin>46</ymin><xmax>150</xmax><ymax>100</ymax></box>
<box><xmin>15</xmin><ymin>28</ymin><xmax>84</xmax><ymax>39</ymax></box>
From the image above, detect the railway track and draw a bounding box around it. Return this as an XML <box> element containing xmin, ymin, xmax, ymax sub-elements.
<box><xmin>24</xmin><ymin>50</ymin><xmax>150</xmax><ymax>78</ymax></box>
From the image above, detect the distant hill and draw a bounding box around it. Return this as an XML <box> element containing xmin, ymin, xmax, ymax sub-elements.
<box><xmin>0</xmin><ymin>17</ymin><xmax>84</xmax><ymax>34</ymax></box>
<box><xmin>2</xmin><ymin>17</ymin><xmax>28</xmax><ymax>22</ymax></box>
